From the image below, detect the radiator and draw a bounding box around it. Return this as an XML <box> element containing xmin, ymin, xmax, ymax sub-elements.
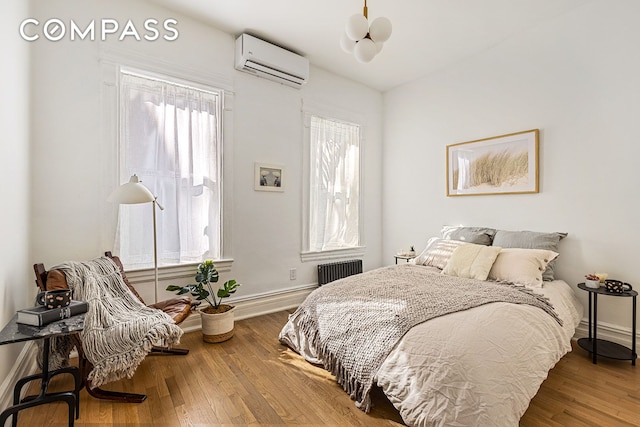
<box><xmin>317</xmin><ymin>259</ymin><xmax>363</xmax><ymax>286</ymax></box>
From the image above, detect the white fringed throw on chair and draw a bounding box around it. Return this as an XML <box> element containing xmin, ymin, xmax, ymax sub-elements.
<box><xmin>54</xmin><ymin>256</ymin><xmax>183</xmax><ymax>388</ymax></box>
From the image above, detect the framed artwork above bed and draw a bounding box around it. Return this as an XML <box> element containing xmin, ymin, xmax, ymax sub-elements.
<box><xmin>446</xmin><ymin>129</ymin><xmax>539</xmax><ymax>196</ymax></box>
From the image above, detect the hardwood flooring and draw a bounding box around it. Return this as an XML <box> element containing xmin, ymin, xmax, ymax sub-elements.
<box><xmin>15</xmin><ymin>310</ymin><xmax>640</xmax><ymax>426</ymax></box>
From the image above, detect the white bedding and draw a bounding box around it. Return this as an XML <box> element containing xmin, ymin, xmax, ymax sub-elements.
<box><xmin>280</xmin><ymin>267</ymin><xmax>583</xmax><ymax>427</ymax></box>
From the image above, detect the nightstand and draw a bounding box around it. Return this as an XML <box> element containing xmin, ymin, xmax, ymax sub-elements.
<box><xmin>577</xmin><ymin>282</ymin><xmax>637</xmax><ymax>365</ymax></box>
<box><xmin>394</xmin><ymin>255</ymin><xmax>415</xmax><ymax>264</ymax></box>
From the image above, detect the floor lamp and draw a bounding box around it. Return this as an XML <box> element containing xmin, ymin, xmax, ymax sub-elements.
<box><xmin>107</xmin><ymin>174</ymin><xmax>164</xmax><ymax>303</ymax></box>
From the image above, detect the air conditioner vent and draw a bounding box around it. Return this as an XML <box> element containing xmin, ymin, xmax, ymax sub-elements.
<box><xmin>235</xmin><ymin>34</ymin><xmax>309</xmax><ymax>88</ymax></box>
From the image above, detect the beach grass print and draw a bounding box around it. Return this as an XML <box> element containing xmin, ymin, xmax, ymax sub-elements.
<box><xmin>447</xmin><ymin>129</ymin><xmax>538</xmax><ymax>196</ymax></box>
<box><xmin>452</xmin><ymin>149</ymin><xmax>528</xmax><ymax>190</ymax></box>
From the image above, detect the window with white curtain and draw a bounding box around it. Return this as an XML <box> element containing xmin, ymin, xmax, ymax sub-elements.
<box><xmin>115</xmin><ymin>69</ymin><xmax>223</xmax><ymax>269</ymax></box>
<box><xmin>307</xmin><ymin>115</ymin><xmax>361</xmax><ymax>253</ymax></box>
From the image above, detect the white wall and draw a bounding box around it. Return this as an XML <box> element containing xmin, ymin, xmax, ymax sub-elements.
<box><xmin>29</xmin><ymin>0</ymin><xmax>382</xmax><ymax>302</ymax></box>
<box><xmin>0</xmin><ymin>0</ymin><xmax>33</xmax><ymax>393</ymax></box>
<box><xmin>383</xmin><ymin>1</ymin><xmax>640</xmax><ymax>336</ymax></box>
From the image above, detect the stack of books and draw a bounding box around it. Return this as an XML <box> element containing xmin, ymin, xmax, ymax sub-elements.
<box><xmin>17</xmin><ymin>300</ymin><xmax>88</xmax><ymax>327</ymax></box>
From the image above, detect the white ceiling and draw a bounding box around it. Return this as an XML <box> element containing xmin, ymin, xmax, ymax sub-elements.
<box><xmin>147</xmin><ymin>0</ymin><xmax>588</xmax><ymax>92</ymax></box>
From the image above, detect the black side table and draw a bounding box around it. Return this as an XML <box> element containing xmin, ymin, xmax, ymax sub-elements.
<box><xmin>0</xmin><ymin>313</ymin><xmax>85</xmax><ymax>426</ymax></box>
<box><xmin>577</xmin><ymin>282</ymin><xmax>637</xmax><ymax>365</ymax></box>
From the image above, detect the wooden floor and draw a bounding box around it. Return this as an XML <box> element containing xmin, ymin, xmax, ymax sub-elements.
<box><xmin>15</xmin><ymin>310</ymin><xmax>640</xmax><ymax>426</ymax></box>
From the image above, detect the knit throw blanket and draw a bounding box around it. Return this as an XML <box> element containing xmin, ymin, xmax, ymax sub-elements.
<box><xmin>283</xmin><ymin>264</ymin><xmax>562</xmax><ymax>412</ymax></box>
<box><xmin>53</xmin><ymin>257</ymin><xmax>183</xmax><ymax>388</ymax></box>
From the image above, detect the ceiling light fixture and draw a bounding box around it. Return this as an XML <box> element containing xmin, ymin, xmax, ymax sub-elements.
<box><xmin>340</xmin><ymin>0</ymin><xmax>392</xmax><ymax>63</ymax></box>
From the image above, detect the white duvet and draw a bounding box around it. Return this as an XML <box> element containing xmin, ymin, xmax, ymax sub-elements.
<box><xmin>280</xmin><ymin>271</ymin><xmax>583</xmax><ymax>427</ymax></box>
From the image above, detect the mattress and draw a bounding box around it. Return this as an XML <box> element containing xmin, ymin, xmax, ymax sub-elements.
<box><xmin>280</xmin><ymin>267</ymin><xmax>582</xmax><ymax>427</ymax></box>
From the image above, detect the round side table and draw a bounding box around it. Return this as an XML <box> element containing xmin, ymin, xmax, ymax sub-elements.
<box><xmin>577</xmin><ymin>282</ymin><xmax>637</xmax><ymax>365</ymax></box>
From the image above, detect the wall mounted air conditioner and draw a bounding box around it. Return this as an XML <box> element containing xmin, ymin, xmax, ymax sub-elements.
<box><xmin>235</xmin><ymin>34</ymin><xmax>309</xmax><ymax>88</ymax></box>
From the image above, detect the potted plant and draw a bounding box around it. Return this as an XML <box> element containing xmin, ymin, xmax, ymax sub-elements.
<box><xmin>166</xmin><ymin>260</ymin><xmax>240</xmax><ymax>343</ymax></box>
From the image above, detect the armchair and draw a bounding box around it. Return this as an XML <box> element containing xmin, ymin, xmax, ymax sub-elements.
<box><xmin>33</xmin><ymin>252</ymin><xmax>199</xmax><ymax>402</ymax></box>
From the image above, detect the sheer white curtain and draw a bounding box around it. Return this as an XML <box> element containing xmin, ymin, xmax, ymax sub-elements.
<box><xmin>309</xmin><ymin>116</ymin><xmax>360</xmax><ymax>252</ymax></box>
<box><xmin>116</xmin><ymin>71</ymin><xmax>222</xmax><ymax>268</ymax></box>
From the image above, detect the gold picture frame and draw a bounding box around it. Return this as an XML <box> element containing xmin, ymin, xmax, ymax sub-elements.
<box><xmin>446</xmin><ymin>129</ymin><xmax>539</xmax><ymax>196</ymax></box>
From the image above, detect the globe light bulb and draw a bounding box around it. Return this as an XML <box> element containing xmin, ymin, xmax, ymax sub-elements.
<box><xmin>340</xmin><ymin>32</ymin><xmax>356</xmax><ymax>53</ymax></box>
<box><xmin>345</xmin><ymin>14</ymin><xmax>369</xmax><ymax>41</ymax></box>
<box><xmin>353</xmin><ymin>38</ymin><xmax>377</xmax><ymax>63</ymax></box>
<box><xmin>369</xmin><ymin>17</ymin><xmax>392</xmax><ymax>43</ymax></box>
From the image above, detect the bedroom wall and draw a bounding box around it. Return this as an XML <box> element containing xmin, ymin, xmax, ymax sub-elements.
<box><xmin>0</xmin><ymin>0</ymin><xmax>32</xmax><ymax>401</ymax></box>
<box><xmin>28</xmin><ymin>0</ymin><xmax>382</xmax><ymax>304</ymax></box>
<box><xmin>382</xmin><ymin>0</ymin><xmax>640</xmax><ymax>339</ymax></box>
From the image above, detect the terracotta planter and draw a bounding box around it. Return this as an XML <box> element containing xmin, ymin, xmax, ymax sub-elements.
<box><xmin>200</xmin><ymin>304</ymin><xmax>235</xmax><ymax>343</ymax></box>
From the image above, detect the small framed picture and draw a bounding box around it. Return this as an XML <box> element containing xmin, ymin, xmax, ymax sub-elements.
<box><xmin>254</xmin><ymin>163</ymin><xmax>284</xmax><ymax>192</ymax></box>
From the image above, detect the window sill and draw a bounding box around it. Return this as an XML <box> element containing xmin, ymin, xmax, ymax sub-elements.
<box><xmin>300</xmin><ymin>247</ymin><xmax>366</xmax><ymax>263</ymax></box>
<box><xmin>124</xmin><ymin>259</ymin><xmax>234</xmax><ymax>285</ymax></box>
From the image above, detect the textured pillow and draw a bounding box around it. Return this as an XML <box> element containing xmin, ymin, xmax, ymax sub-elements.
<box><xmin>492</xmin><ymin>230</ymin><xmax>567</xmax><ymax>281</ymax></box>
<box><xmin>441</xmin><ymin>225</ymin><xmax>496</xmax><ymax>246</ymax></box>
<box><xmin>442</xmin><ymin>244</ymin><xmax>502</xmax><ymax>280</ymax></box>
<box><xmin>488</xmin><ymin>248</ymin><xmax>559</xmax><ymax>288</ymax></box>
<box><xmin>413</xmin><ymin>237</ymin><xmax>469</xmax><ymax>270</ymax></box>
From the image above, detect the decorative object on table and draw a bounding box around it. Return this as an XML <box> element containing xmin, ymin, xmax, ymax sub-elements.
<box><xmin>408</xmin><ymin>246</ymin><xmax>416</xmax><ymax>257</ymax></box>
<box><xmin>107</xmin><ymin>174</ymin><xmax>164</xmax><ymax>303</ymax></box>
<box><xmin>167</xmin><ymin>260</ymin><xmax>241</xmax><ymax>343</ymax></box>
<box><xmin>595</xmin><ymin>272</ymin><xmax>608</xmax><ymax>282</ymax></box>
<box><xmin>446</xmin><ymin>129</ymin><xmax>539</xmax><ymax>196</ymax></box>
<box><xmin>604</xmin><ymin>279</ymin><xmax>633</xmax><ymax>294</ymax></box>
<box><xmin>254</xmin><ymin>163</ymin><xmax>284</xmax><ymax>192</ymax></box>
<box><xmin>584</xmin><ymin>274</ymin><xmax>601</xmax><ymax>289</ymax></box>
<box><xmin>37</xmin><ymin>289</ymin><xmax>72</xmax><ymax>309</ymax></box>
<box><xmin>340</xmin><ymin>0</ymin><xmax>392</xmax><ymax>63</ymax></box>
<box><xmin>17</xmin><ymin>300</ymin><xmax>88</xmax><ymax>327</ymax></box>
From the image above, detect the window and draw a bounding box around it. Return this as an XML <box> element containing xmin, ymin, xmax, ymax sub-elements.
<box><xmin>115</xmin><ymin>69</ymin><xmax>223</xmax><ymax>269</ymax></box>
<box><xmin>306</xmin><ymin>115</ymin><xmax>361</xmax><ymax>253</ymax></box>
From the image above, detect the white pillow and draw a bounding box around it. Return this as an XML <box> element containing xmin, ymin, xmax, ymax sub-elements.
<box><xmin>413</xmin><ymin>237</ymin><xmax>469</xmax><ymax>270</ymax></box>
<box><xmin>488</xmin><ymin>248</ymin><xmax>559</xmax><ymax>288</ymax></box>
<box><xmin>441</xmin><ymin>244</ymin><xmax>502</xmax><ymax>280</ymax></box>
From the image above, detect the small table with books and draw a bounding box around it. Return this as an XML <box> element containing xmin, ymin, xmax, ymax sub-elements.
<box><xmin>0</xmin><ymin>310</ymin><xmax>85</xmax><ymax>427</ymax></box>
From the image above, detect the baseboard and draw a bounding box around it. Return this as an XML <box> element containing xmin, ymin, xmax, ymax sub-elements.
<box><xmin>574</xmin><ymin>318</ymin><xmax>639</xmax><ymax>348</ymax></box>
<box><xmin>178</xmin><ymin>283</ymin><xmax>316</xmax><ymax>333</ymax></box>
<box><xmin>0</xmin><ymin>283</ymin><xmax>315</xmax><ymax>407</ymax></box>
<box><xmin>0</xmin><ymin>341</ymin><xmax>38</xmax><ymax>412</ymax></box>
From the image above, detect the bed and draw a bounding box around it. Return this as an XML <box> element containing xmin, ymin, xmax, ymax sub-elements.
<box><xmin>279</xmin><ymin>227</ymin><xmax>583</xmax><ymax>427</ymax></box>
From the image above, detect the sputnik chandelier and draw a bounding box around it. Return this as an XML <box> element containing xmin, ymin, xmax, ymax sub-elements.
<box><xmin>340</xmin><ymin>0</ymin><xmax>392</xmax><ymax>63</ymax></box>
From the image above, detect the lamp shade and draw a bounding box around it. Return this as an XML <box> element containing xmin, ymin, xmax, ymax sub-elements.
<box><xmin>340</xmin><ymin>32</ymin><xmax>357</xmax><ymax>53</ymax></box>
<box><xmin>369</xmin><ymin>17</ymin><xmax>392</xmax><ymax>43</ymax></box>
<box><xmin>353</xmin><ymin>38</ymin><xmax>377</xmax><ymax>63</ymax></box>
<box><xmin>107</xmin><ymin>175</ymin><xmax>155</xmax><ymax>205</ymax></box>
<box><xmin>345</xmin><ymin>14</ymin><xmax>369</xmax><ymax>41</ymax></box>
<box><xmin>341</xmin><ymin>2</ymin><xmax>392</xmax><ymax>63</ymax></box>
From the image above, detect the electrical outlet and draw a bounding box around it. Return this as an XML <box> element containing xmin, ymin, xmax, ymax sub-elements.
<box><xmin>289</xmin><ymin>268</ymin><xmax>297</xmax><ymax>280</ymax></box>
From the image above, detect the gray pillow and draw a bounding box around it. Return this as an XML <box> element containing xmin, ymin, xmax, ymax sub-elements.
<box><xmin>441</xmin><ymin>225</ymin><xmax>496</xmax><ymax>246</ymax></box>
<box><xmin>492</xmin><ymin>230</ymin><xmax>568</xmax><ymax>281</ymax></box>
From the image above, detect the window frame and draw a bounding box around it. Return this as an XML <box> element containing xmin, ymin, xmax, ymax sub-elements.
<box><xmin>99</xmin><ymin>48</ymin><xmax>235</xmax><ymax>275</ymax></box>
<box><xmin>300</xmin><ymin>102</ymin><xmax>366</xmax><ymax>263</ymax></box>
<box><xmin>116</xmin><ymin>66</ymin><xmax>225</xmax><ymax>268</ymax></box>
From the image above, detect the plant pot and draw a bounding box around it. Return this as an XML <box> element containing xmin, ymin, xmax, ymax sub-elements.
<box><xmin>199</xmin><ymin>304</ymin><xmax>235</xmax><ymax>343</ymax></box>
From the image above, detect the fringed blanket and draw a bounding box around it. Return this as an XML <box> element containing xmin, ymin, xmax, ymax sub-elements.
<box><xmin>53</xmin><ymin>257</ymin><xmax>183</xmax><ymax>388</ymax></box>
<box><xmin>280</xmin><ymin>264</ymin><xmax>561</xmax><ymax>412</ymax></box>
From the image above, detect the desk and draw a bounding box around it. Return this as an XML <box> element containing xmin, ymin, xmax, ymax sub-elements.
<box><xmin>0</xmin><ymin>313</ymin><xmax>84</xmax><ymax>427</ymax></box>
